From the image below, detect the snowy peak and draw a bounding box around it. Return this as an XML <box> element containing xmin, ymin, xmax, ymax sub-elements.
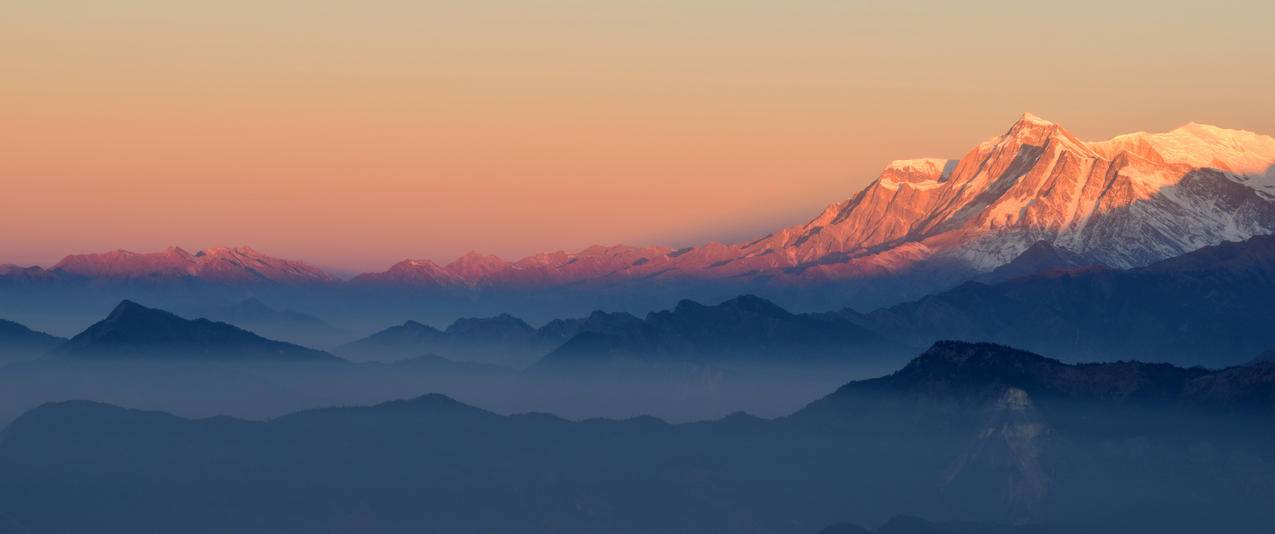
<box><xmin>877</xmin><ymin>158</ymin><xmax>953</xmax><ymax>191</ymax></box>
<box><xmin>53</xmin><ymin>247</ymin><xmax>197</xmax><ymax>279</ymax></box>
<box><xmin>349</xmin><ymin>258</ymin><xmax>460</xmax><ymax>287</ymax></box>
<box><xmin>1089</xmin><ymin>123</ymin><xmax>1275</xmax><ymax>193</ymax></box>
<box><xmin>445</xmin><ymin>252</ymin><xmax>510</xmax><ymax>280</ymax></box>
<box><xmin>994</xmin><ymin>112</ymin><xmax>1093</xmax><ymax>156</ymax></box>
<box><xmin>191</xmin><ymin>246</ymin><xmax>335</xmax><ymax>283</ymax></box>
<box><xmin>50</xmin><ymin>246</ymin><xmax>334</xmax><ymax>284</ymax></box>
<box><xmin>1004</xmin><ymin>112</ymin><xmax>1058</xmax><ymax>142</ymax></box>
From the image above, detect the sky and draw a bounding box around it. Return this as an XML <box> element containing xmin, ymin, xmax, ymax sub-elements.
<box><xmin>3</xmin><ymin>1</ymin><xmax>1274</xmax><ymax>273</ymax></box>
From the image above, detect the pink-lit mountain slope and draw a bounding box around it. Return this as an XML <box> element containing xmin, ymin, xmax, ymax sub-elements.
<box><xmin>357</xmin><ymin>114</ymin><xmax>1275</xmax><ymax>288</ymax></box>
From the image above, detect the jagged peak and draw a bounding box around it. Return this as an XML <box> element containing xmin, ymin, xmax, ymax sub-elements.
<box><xmin>161</xmin><ymin>246</ymin><xmax>193</xmax><ymax>258</ymax></box>
<box><xmin>399</xmin><ymin>319</ymin><xmax>441</xmax><ymax>332</ymax></box>
<box><xmin>197</xmin><ymin>245</ymin><xmax>264</xmax><ymax>258</ymax></box>
<box><xmin>98</xmin><ymin>299</ymin><xmax>183</xmax><ymax>327</ymax></box>
<box><xmin>884</xmin><ymin>158</ymin><xmax>948</xmax><ymax>173</ymax></box>
<box><xmin>1015</xmin><ymin>111</ymin><xmax>1055</xmax><ymax>127</ymax></box>
<box><xmin>445</xmin><ymin>251</ymin><xmax>508</xmax><ymax>275</ymax></box>
<box><xmin>1004</xmin><ymin>112</ymin><xmax>1058</xmax><ymax>137</ymax></box>
<box><xmin>393</xmin><ymin>258</ymin><xmax>445</xmax><ymax>270</ymax></box>
<box><xmin>877</xmin><ymin>158</ymin><xmax>953</xmax><ymax>191</ymax></box>
<box><xmin>999</xmin><ymin>112</ymin><xmax>1094</xmax><ymax>152</ymax></box>
<box><xmin>453</xmin><ymin>250</ymin><xmax>504</xmax><ymax>262</ymax></box>
<box><xmin>108</xmin><ymin>299</ymin><xmax>148</xmax><ymax>317</ymax></box>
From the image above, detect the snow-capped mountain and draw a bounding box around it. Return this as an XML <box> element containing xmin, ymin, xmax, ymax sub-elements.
<box><xmin>360</xmin><ymin>113</ymin><xmax>1275</xmax><ymax>287</ymax></box>
<box><xmin>735</xmin><ymin>113</ymin><xmax>1275</xmax><ymax>272</ymax></box>
<box><xmin>48</xmin><ymin>246</ymin><xmax>334</xmax><ymax>284</ymax></box>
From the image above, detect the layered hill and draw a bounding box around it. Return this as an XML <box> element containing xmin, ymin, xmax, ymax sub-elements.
<box><xmin>49</xmin><ymin>300</ymin><xmax>341</xmax><ymax>362</ymax></box>
<box><xmin>532</xmin><ymin>295</ymin><xmax>908</xmax><ymax>374</ymax></box>
<box><xmin>2</xmin><ymin>342</ymin><xmax>1272</xmax><ymax>533</ymax></box>
<box><xmin>336</xmin><ymin>314</ymin><xmax>544</xmax><ymax>366</ymax></box>
<box><xmin>340</xmin><ymin>295</ymin><xmax>908</xmax><ymax>370</ymax></box>
<box><xmin>181</xmin><ymin>298</ymin><xmax>350</xmax><ymax>348</ymax></box>
<box><xmin>797</xmin><ymin>341</ymin><xmax>1275</xmax><ymax>419</ymax></box>
<box><xmin>0</xmin><ymin>319</ymin><xmax>65</xmax><ymax>361</ymax></box>
<box><xmin>846</xmin><ymin>234</ymin><xmax>1275</xmax><ymax>367</ymax></box>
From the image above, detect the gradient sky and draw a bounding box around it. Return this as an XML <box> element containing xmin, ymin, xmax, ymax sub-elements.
<box><xmin>4</xmin><ymin>1</ymin><xmax>1274</xmax><ymax>272</ymax></box>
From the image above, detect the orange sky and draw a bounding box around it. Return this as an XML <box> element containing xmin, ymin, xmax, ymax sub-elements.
<box><xmin>3</xmin><ymin>1</ymin><xmax>1274</xmax><ymax>272</ymax></box>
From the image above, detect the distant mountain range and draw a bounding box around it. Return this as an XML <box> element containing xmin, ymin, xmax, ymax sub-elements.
<box><xmin>530</xmin><ymin>295</ymin><xmax>907</xmax><ymax>374</ymax></box>
<box><xmin>336</xmin><ymin>313</ymin><xmax>547</xmax><ymax>366</ymax></box>
<box><xmin>5</xmin><ymin>115</ymin><xmax>1274</xmax><ymax>323</ymax></box>
<box><xmin>0</xmin><ymin>319</ymin><xmax>64</xmax><ymax>362</ymax></box>
<box><xmin>47</xmin><ymin>300</ymin><xmax>340</xmax><ymax>362</ymax></box>
<box><xmin>340</xmin><ymin>234</ymin><xmax>1275</xmax><ymax>369</ymax></box>
<box><xmin>2</xmin><ymin>341</ymin><xmax>1271</xmax><ymax>533</ymax></box>
<box><xmin>338</xmin><ymin>295</ymin><xmax>909</xmax><ymax>370</ymax></box>
<box><xmin>847</xmin><ymin>234</ymin><xmax>1275</xmax><ymax>366</ymax></box>
<box><xmin>179</xmin><ymin>297</ymin><xmax>351</xmax><ymax>348</ymax></box>
<box><xmin>9</xmin><ymin>227</ymin><xmax>1275</xmax><ymax>370</ymax></box>
<box><xmin>49</xmin><ymin>246</ymin><xmax>335</xmax><ymax>284</ymax></box>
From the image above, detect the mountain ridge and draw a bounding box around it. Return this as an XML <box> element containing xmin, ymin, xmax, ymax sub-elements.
<box><xmin>845</xmin><ymin>234</ymin><xmax>1275</xmax><ymax>366</ymax></box>
<box><xmin>0</xmin><ymin>319</ymin><xmax>66</xmax><ymax>361</ymax></box>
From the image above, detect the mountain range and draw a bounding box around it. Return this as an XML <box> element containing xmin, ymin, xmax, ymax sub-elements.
<box><xmin>338</xmin><ymin>232</ymin><xmax>1275</xmax><ymax>369</ymax></box>
<box><xmin>179</xmin><ymin>297</ymin><xmax>351</xmax><ymax>347</ymax></box>
<box><xmin>531</xmin><ymin>295</ymin><xmax>907</xmax><ymax>374</ymax></box>
<box><xmin>5</xmin><ymin>115</ymin><xmax>1275</xmax><ymax>324</ymax></box>
<box><xmin>337</xmin><ymin>295</ymin><xmax>908</xmax><ymax>370</ymax></box>
<box><xmin>47</xmin><ymin>300</ymin><xmax>340</xmax><ymax>362</ymax></box>
<box><xmin>2</xmin><ymin>341</ymin><xmax>1270</xmax><ymax>533</ymax></box>
<box><xmin>0</xmin><ymin>320</ymin><xmax>64</xmax><ymax>362</ymax></box>
<box><xmin>47</xmin><ymin>246</ymin><xmax>335</xmax><ymax>285</ymax></box>
<box><xmin>847</xmin><ymin>234</ymin><xmax>1275</xmax><ymax>366</ymax></box>
<box><xmin>335</xmin><ymin>313</ymin><xmax>547</xmax><ymax>365</ymax></box>
<box><xmin>12</xmin><ymin>227</ymin><xmax>1273</xmax><ymax>371</ymax></box>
